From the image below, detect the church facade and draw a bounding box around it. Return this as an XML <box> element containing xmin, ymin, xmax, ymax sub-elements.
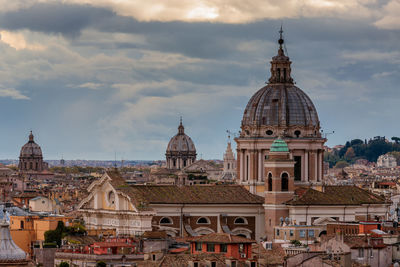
<box><xmin>78</xmin><ymin>170</ymin><xmax>265</xmax><ymax>239</ymax></box>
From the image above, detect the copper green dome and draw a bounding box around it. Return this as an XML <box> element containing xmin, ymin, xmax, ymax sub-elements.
<box><xmin>270</xmin><ymin>138</ymin><xmax>289</xmax><ymax>152</ymax></box>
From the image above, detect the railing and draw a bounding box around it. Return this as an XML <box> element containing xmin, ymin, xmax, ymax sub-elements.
<box><xmin>55</xmin><ymin>252</ymin><xmax>144</xmax><ymax>260</ymax></box>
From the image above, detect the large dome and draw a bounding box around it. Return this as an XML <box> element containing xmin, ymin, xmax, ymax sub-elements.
<box><xmin>242</xmin><ymin>84</ymin><xmax>319</xmax><ymax>128</ymax></box>
<box><xmin>19</xmin><ymin>131</ymin><xmax>43</xmax><ymax>158</ymax></box>
<box><xmin>167</xmin><ymin>122</ymin><xmax>196</xmax><ymax>153</ymax></box>
<box><xmin>240</xmin><ymin>31</ymin><xmax>320</xmax><ymax>139</ymax></box>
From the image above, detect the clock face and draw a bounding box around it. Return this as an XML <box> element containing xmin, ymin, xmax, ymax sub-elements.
<box><xmin>108</xmin><ymin>191</ymin><xmax>115</xmax><ymax>205</ymax></box>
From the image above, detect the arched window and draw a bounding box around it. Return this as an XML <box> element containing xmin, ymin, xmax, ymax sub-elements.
<box><xmin>268</xmin><ymin>173</ymin><xmax>272</xmax><ymax>191</ymax></box>
<box><xmin>234</xmin><ymin>217</ymin><xmax>248</xmax><ymax>225</ymax></box>
<box><xmin>173</xmin><ymin>159</ymin><xmax>176</xmax><ymax>167</ymax></box>
<box><xmin>281</xmin><ymin>172</ymin><xmax>289</xmax><ymax>191</ymax></box>
<box><xmin>159</xmin><ymin>217</ymin><xmax>173</xmax><ymax>225</ymax></box>
<box><xmin>108</xmin><ymin>191</ymin><xmax>115</xmax><ymax>205</ymax></box>
<box><xmin>197</xmin><ymin>217</ymin><xmax>210</xmax><ymax>224</ymax></box>
<box><xmin>228</xmin><ymin>163</ymin><xmax>230</xmax><ymax>169</ymax></box>
<box><xmin>183</xmin><ymin>159</ymin><xmax>187</xmax><ymax>167</ymax></box>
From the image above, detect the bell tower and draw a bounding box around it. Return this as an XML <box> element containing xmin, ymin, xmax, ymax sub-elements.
<box><xmin>264</xmin><ymin>137</ymin><xmax>295</xmax><ymax>241</ymax></box>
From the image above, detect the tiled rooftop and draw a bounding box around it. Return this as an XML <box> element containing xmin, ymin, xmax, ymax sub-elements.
<box><xmin>286</xmin><ymin>186</ymin><xmax>386</xmax><ymax>206</ymax></box>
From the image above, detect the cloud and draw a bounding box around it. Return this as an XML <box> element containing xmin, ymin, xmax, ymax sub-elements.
<box><xmin>67</xmin><ymin>0</ymin><xmax>377</xmax><ymax>23</ymax></box>
<box><xmin>0</xmin><ymin>30</ymin><xmax>45</xmax><ymax>50</ymax></box>
<box><xmin>75</xmin><ymin>82</ymin><xmax>103</xmax><ymax>90</ymax></box>
<box><xmin>341</xmin><ymin>50</ymin><xmax>400</xmax><ymax>64</ymax></box>
<box><xmin>374</xmin><ymin>0</ymin><xmax>400</xmax><ymax>29</ymax></box>
<box><xmin>0</xmin><ymin>3</ymin><xmax>114</xmax><ymax>37</ymax></box>
<box><xmin>0</xmin><ymin>88</ymin><xmax>29</xmax><ymax>100</ymax></box>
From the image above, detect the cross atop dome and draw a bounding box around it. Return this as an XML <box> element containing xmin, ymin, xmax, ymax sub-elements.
<box><xmin>268</xmin><ymin>26</ymin><xmax>293</xmax><ymax>84</ymax></box>
<box><xmin>29</xmin><ymin>131</ymin><xmax>34</xmax><ymax>143</ymax></box>
<box><xmin>178</xmin><ymin>117</ymin><xmax>184</xmax><ymax>135</ymax></box>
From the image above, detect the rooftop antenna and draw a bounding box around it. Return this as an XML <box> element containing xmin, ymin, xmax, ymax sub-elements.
<box><xmin>321</xmin><ymin>129</ymin><xmax>335</xmax><ymax>139</ymax></box>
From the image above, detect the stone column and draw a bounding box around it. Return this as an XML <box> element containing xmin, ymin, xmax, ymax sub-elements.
<box><xmin>240</xmin><ymin>150</ymin><xmax>244</xmax><ymax>182</ymax></box>
<box><xmin>318</xmin><ymin>150</ymin><xmax>323</xmax><ymax>182</ymax></box>
<box><xmin>258</xmin><ymin>150</ymin><xmax>263</xmax><ymax>182</ymax></box>
<box><xmin>304</xmin><ymin>151</ymin><xmax>309</xmax><ymax>182</ymax></box>
<box><xmin>314</xmin><ymin>151</ymin><xmax>318</xmax><ymax>182</ymax></box>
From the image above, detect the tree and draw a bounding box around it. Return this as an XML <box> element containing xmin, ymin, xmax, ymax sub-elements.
<box><xmin>290</xmin><ymin>240</ymin><xmax>302</xmax><ymax>247</ymax></box>
<box><xmin>59</xmin><ymin>262</ymin><xmax>69</xmax><ymax>267</ymax></box>
<box><xmin>392</xmin><ymin>137</ymin><xmax>400</xmax><ymax>144</ymax></box>
<box><xmin>344</xmin><ymin>147</ymin><xmax>355</xmax><ymax>161</ymax></box>
<box><xmin>44</xmin><ymin>221</ymin><xmax>66</xmax><ymax>247</ymax></box>
<box><xmin>335</xmin><ymin>161</ymin><xmax>349</xmax><ymax>169</ymax></box>
<box><xmin>96</xmin><ymin>262</ymin><xmax>107</xmax><ymax>267</ymax></box>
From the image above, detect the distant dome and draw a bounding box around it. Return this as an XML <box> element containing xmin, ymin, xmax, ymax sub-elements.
<box><xmin>19</xmin><ymin>131</ymin><xmax>46</xmax><ymax>172</ymax></box>
<box><xmin>19</xmin><ymin>131</ymin><xmax>43</xmax><ymax>158</ymax></box>
<box><xmin>166</xmin><ymin>122</ymin><xmax>196</xmax><ymax>153</ymax></box>
<box><xmin>166</xmin><ymin>119</ymin><xmax>197</xmax><ymax>170</ymax></box>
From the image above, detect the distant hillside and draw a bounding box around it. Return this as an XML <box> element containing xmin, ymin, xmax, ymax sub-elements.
<box><xmin>325</xmin><ymin>136</ymin><xmax>400</xmax><ymax>167</ymax></box>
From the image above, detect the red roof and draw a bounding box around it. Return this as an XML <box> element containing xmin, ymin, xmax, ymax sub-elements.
<box><xmin>169</xmin><ymin>247</ymin><xmax>189</xmax><ymax>253</ymax></box>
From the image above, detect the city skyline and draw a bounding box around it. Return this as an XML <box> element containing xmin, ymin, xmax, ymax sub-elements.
<box><xmin>0</xmin><ymin>1</ymin><xmax>399</xmax><ymax>160</ymax></box>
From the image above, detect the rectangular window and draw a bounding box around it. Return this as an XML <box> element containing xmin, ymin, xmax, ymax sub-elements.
<box><xmin>211</xmin><ymin>262</ymin><xmax>216</xmax><ymax>267</ymax></box>
<box><xmin>358</xmin><ymin>248</ymin><xmax>364</xmax><ymax>257</ymax></box>
<box><xmin>290</xmin><ymin>230</ymin><xmax>294</xmax><ymax>237</ymax></box>
<box><xmin>294</xmin><ymin>156</ymin><xmax>302</xmax><ymax>181</ymax></box>
<box><xmin>220</xmin><ymin>244</ymin><xmax>227</xmax><ymax>253</ymax></box>
<box><xmin>194</xmin><ymin>263</ymin><xmax>198</xmax><ymax>267</ymax></box>
<box><xmin>308</xmin><ymin>230</ymin><xmax>315</xmax><ymax>237</ymax></box>
<box><xmin>299</xmin><ymin>230</ymin><xmax>306</xmax><ymax>238</ymax></box>
<box><xmin>238</xmin><ymin>244</ymin><xmax>245</xmax><ymax>253</ymax></box>
<box><xmin>276</xmin><ymin>229</ymin><xmax>280</xmax><ymax>236</ymax></box>
<box><xmin>195</xmin><ymin>242</ymin><xmax>202</xmax><ymax>251</ymax></box>
<box><xmin>207</xmin><ymin>243</ymin><xmax>215</xmax><ymax>252</ymax></box>
<box><xmin>251</xmin><ymin>262</ymin><xmax>256</xmax><ymax>267</ymax></box>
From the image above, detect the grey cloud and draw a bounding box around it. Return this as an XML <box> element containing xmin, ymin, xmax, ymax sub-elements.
<box><xmin>0</xmin><ymin>3</ymin><xmax>114</xmax><ymax>37</ymax></box>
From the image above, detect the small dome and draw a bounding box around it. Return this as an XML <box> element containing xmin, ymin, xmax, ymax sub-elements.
<box><xmin>19</xmin><ymin>131</ymin><xmax>43</xmax><ymax>158</ymax></box>
<box><xmin>166</xmin><ymin>122</ymin><xmax>196</xmax><ymax>153</ymax></box>
<box><xmin>270</xmin><ymin>138</ymin><xmax>289</xmax><ymax>152</ymax></box>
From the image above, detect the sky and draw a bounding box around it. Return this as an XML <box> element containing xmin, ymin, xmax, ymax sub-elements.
<box><xmin>0</xmin><ymin>0</ymin><xmax>399</xmax><ymax>160</ymax></box>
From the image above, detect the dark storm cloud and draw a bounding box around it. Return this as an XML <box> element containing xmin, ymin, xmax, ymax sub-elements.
<box><xmin>1</xmin><ymin>2</ymin><xmax>398</xmax><ymax>60</ymax></box>
<box><xmin>0</xmin><ymin>3</ymin><xmax>114</xmax><ymax>37</ymax></box>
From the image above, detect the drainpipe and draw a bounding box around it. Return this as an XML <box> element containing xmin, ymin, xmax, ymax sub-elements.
<box><xmin>306</xmin><ymin>206</ymin><xmax>309</xmax><ymax>225</ymax></box>
<box><xmin>180</xmin><ymin>204</ymin><xmax>185</xmax><ymax>238</ymax></box>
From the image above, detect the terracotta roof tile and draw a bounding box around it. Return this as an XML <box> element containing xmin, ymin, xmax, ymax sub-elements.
<box><xmin>122</xmin><ymin>184</ymin><xmax>264</xmax><ymax>205</ymax></box>
<box><xmin>187</xmin><ymin>233</ymin><xmax>256</xmax><ymax>244</ymax></box>
<box><xmin>286</xmin><ymin>186</ymin><xmax>386</xmax><ymax>206</ymax></box>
